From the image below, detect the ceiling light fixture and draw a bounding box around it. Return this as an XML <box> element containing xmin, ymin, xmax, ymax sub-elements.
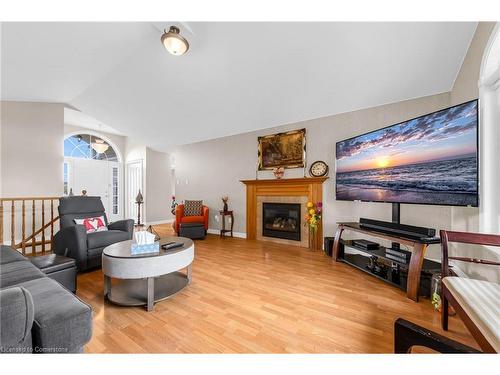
<box><xmin>161</xmin><ymin>26</ymin><xmax>189</xmax><ymax>56</ymax></box>
<box><xmin>91</xmin><ymin>138</ymin><xmax>109</xmax><ymax>154</ymax></box>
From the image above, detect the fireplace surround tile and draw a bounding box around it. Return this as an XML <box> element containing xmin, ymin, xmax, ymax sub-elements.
<box><xmin>256</xmin><ymin>195</ymin><xmax>309</xmax><ymax>247</ymax></box>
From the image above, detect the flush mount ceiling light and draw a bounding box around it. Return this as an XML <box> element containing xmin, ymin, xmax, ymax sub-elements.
<box><xmin>91</xmin><ymin>138</ymin><xmax>109</xmax><ymax>154</ymax></box>
<box><xmin>161</xmin><ymin>26</ymin><xmax>189</xmax><ymax>56</ymax></box>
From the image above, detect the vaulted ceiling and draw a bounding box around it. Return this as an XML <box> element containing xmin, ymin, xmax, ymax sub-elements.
<box><xmin>1</xmin><ymin>22</ymin><xmax>477</xmax><ymax>151</ymax></box>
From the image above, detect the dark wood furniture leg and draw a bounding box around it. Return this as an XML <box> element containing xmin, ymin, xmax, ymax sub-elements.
<box><xmin>394</xmin><ymin>318</ymin><xmax>480</xmax><ymax>353</ymax></box>
<box><xmin>406</xmin><ymin>243</ymin><xmax>427</xmax><ymax>302</ymax></box>
<box><xmin>230</xmin><ymin>212</ymin><xmax>234</xmax><ymax>237</ymax></box>
<box><xmin>441</xmin><ymin>284</ymin><xmax>449</xmax><ymax>331</ymax></box>
<box><xmin>220</xmin><ymin>212</ymin><xmax>226</xmax><ymax>238</ymax></box>
<box><xmin>332</xmin><ymin>225</ymin><xmax>344</xmax><ymax>261</ymax></box>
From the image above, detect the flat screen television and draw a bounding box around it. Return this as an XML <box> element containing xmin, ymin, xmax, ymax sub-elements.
<box><xmin>335</xmin><ymin>100</ymin><xmax>479</xmax><ymax>207</ymax></box>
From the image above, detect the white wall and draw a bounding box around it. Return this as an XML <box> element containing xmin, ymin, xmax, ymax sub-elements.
<box><xmin>124</xmin><ymin>137</ymin><xmax>147</xmax><ymax>221</ymax></box>
<box><xmin>449</xmin><ymin>22</ymin><xmax>500</xmax><ymax>283</ymax></box>
<box><xmin>1</xmin><ymin>101</ymin><xmax>64</xmax><ymax>197</ymax></box>
<box><xmin>450</xmin><ymin>22</ymin><xmax>496</xmax><ymax>105</ymax></box>
<box><xmin>124</xmin><ymin>138</ymin><xmax>172</xmax><ymax>224</ymax></box>
<box><xmin>145</xmin><ymin>147</ymin><xmax>172</xmax><ymax>223</ymax></box>
<box><xmin>0</xmin><ymin>101</ymin><xmax>2</xmax><ymax>197</ymax></box>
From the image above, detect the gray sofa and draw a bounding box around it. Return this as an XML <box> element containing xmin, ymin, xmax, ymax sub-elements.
<box><xmin>54</xmin><ymin>196</ymin><xmax>134</xmax><ymax>271</ymax></box>
<box><xmin>0</xmin><ymin>245</ymin><xmax>92</xmax><ymax>353</ymax></box>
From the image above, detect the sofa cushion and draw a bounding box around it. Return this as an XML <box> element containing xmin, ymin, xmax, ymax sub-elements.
<box><xmin>15</xmin><ymin>277</ymin><xmax>92</xmax><ymax>353</ymax></box>
<box><xmin>87</xmin><ymin>229</ymin><xmax>130</xmax><ymax>250</ymax></box>
<box><xmin>180</xmin><ymin>215</ymin><xmax>205</xmax><ymax>224</ymax></box>
<box><xmin>0</xmin><ymin>260</ymin><xmax>46</xmax><ymax>288</ymax></box>
<box><xmin>1</xmin><ymin>245</ymin><xmax>27</xmax><ymax>265</ymax></box>
<box><xmin>0</xmin><ymin>286</ymin><xmax>34</xmax><ymax>352</ymax></box>
<box><xmin>443</xmin><ymin>277</ymin><xmax>500</xmax><ymax>352</ymax></box>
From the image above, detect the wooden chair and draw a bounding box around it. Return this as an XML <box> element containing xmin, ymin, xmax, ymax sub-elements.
<box><xmin>440</xmin><ymin>230</ymin><xmax>500</xmax><ymax>353</ymax></box>
<box><xmin>394</xmin><ymin>318</ymin><xmax>480</xmax><ymax>353</ymax></box>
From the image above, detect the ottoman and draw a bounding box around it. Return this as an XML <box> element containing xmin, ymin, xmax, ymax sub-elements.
<box><xmin>30</xmin><ymin>254</ymin><xmax>77</xmax><ymax>293</ymax></box>
<box><xmin>179</xmin><ymin>222</ymin><xmax>206</xmax><ymax>239</ymax></box>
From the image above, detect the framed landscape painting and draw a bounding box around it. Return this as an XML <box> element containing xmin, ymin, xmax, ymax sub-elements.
<box><xmin>258</xmin><ymin>128</ymin><xmax>306</xmax><ymax>170</ymax></box>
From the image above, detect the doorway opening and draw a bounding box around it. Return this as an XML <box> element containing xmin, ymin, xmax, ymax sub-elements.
<box><xmin>63</xmin><ymin>132</ymin><xmax>123</xmax><ymax>222</ymax></box>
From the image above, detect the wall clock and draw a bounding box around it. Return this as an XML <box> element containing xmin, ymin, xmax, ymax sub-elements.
<box><xmin>309</xmin><ymin>160</ymin><xmax>329</xmax><ymax>177</ymax></box>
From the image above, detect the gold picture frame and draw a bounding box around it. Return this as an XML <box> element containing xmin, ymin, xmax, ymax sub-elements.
<box><xmin>258</xmin><ymin>128</ymin><xmax>306</xmax><ymax>170</ymax></box>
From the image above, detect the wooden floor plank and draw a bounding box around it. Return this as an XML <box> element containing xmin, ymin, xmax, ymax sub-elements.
<box><xmin>78</xmin><ymin>224</ymin><xmax>477</xmax><ymax>353</ymax></box>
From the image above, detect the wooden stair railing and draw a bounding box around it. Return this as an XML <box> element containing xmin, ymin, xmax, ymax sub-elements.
<box><xmin>0</xmin><ymin>197</ymin><xmax>60</xmax><ymax>255</ymax></box>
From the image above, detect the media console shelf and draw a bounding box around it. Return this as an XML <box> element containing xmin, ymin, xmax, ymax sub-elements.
<box><xmin>332</xmin><ymin>222</ymin><xmax>441</xmax><ymax>302</ymax></box>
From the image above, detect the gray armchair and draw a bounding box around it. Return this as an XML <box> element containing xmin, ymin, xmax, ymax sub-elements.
<box><xmin>53</xmin><ymin>196</ymin><xmax>134</xmax><ymax>271</ymax></box>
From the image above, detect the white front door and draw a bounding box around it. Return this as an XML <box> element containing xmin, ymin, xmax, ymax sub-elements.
<box><xmin>66</xmin><ymin>158</ymin><xmax>122</xmax><ymax>222</ymax></box>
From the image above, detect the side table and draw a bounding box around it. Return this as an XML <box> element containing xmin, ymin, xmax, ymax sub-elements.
<box><xmin>219</xmin><ymin>210</ymin><xmax>234</xmax><ymax>238</ymax></box>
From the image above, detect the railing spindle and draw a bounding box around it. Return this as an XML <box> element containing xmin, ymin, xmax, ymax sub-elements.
<box><xmin>1</xmin><ymin>197</ymin><xmax>60</xmax><ymax>255</ymax></box>
<box><xmin>32</xmin><ymin>199</ymin><xmax>36</xmax><ymax>254</ymax></box>
<box><xmin>50</xmin><ymin>199</ymin><xmax>54</xmax><ymax>251</ymax></box>
<box><xmin>22</xmin><ymin>200</ymin><xmax>26</xmax><ymax>254</ymax></box>
<box><xmin>11</xmin><ymin>201</ymin><xmax>15</xmax><ymax>247</ymax></box>
<box><xmin>41</xmin><ymin>199</ymin><xmax>46</xmax><ymax>253</ymax></box>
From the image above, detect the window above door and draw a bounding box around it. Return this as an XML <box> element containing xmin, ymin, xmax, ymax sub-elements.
<box><xmin>64</xmin><ymin>134</ymin><xmax>118</xmax><ymax>161</ymax></box>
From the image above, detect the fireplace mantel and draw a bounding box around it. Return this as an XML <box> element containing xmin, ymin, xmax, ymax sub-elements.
<box><xmin>241</xmin><ymin>177</ymin><xmax>328</xmax><ymax>250</ymax></box>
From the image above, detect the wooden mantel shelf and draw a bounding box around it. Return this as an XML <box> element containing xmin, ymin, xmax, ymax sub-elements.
<box><xmin>240</xmin><ymin>177</ymin><xmax>328</xmax><ymax>185</ymax></box>
<box><xmin>241</xmin><ymin>177</ymin><xmax>328</xmax><ymax>251</ymax></box>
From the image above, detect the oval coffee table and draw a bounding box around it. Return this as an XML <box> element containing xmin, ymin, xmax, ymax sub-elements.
<box><xmin>102</xmin><ymin>236</ymin><xmax>194</xmax><ymax>311</ymax></box>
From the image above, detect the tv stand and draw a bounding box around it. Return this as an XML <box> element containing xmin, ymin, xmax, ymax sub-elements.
<box><xmin>392</xmin><ymin>202</ymin><xmax>400</xmax><ymax>250</ymax></box>
<box><xmin>332</xmin><ymin>221</ymin><xmax>440</xmax><ymax>301</ymax></box>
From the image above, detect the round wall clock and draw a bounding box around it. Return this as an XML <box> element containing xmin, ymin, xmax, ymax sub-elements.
<box><xmin>309</xmin><ymin>161</ymin><xmax>329</xmax><ymax>177</ymax></box>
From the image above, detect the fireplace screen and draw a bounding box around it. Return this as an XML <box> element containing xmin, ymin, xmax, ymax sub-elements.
<box><xmin>262</xmin><ymin>202</ymin><xmax>301</xmax><ymax>241</ymax></box>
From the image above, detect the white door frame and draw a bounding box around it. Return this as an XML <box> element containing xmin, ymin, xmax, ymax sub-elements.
<box><xmin>126</xmin><ymin>159</ymin><xmax>144</xmax><ymax>223</ymax></box>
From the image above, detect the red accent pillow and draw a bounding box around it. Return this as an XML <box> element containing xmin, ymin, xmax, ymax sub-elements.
<box><xmin>74</xmin><ymin>216</ymin><xmax>108</xmax><ymax>233</ymax></box>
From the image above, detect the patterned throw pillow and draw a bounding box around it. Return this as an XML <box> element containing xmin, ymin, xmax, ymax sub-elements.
<box><xmin>184</xmin><ymin>200</ymin><xmax>203</xmax><ymax>216</ymax></box>
<box><xmin>74</xmin><ymin>216</ymin><xmax>108</xmax><ymax>233</ymax></box>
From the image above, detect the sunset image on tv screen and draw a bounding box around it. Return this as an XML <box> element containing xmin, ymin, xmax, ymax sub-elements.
<box><xmin>335</xmin><ymin>100</ymin><xmax>478</xmax><ymax>206</ymax></box>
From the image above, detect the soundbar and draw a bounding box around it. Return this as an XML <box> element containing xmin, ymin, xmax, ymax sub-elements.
<box><xmin>359</xmin><ymin>218</ymin><xmax>436</xmax><ymax>239</ymax></box>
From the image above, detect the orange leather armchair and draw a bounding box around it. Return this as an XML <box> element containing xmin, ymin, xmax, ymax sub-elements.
<box><xmin>173</xmin><ymin>204</ymin><xmax>209</xmax><ymax>234</ymax></box>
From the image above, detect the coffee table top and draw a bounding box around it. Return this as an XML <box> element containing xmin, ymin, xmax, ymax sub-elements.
<box><xmin>103</xmin><ymin>236</ymin><xmax>194</xmax><ymax>259</ymax></box>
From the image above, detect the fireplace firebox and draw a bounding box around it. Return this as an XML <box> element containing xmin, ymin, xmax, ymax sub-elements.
<box><xmin>262</xmin><ymin>202</ymin><xmax>301</xmax><ymax>241</ymax></box>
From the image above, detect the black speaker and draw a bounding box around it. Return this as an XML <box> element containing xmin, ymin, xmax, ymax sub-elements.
<box><xmin>324</xmin><ymin>237</ymin><xmax>334</xmax><ymax>257</ymax></box>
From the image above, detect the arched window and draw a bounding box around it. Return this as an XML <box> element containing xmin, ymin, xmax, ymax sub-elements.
<box><xmin>64</xmin><ymin>133</ymin><xmax>119</xmax><ymax>161</ymax></box>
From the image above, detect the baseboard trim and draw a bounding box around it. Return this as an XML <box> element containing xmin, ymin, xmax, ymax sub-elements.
<box><xmin>146</xmin><ymin>219</ymin><xmax>174</xmax><ymax>225</ymax></box>
<box><xmin>207</xmin><ymin>228</ymin><xmax>247</xmax><ymax>239</ymax></box>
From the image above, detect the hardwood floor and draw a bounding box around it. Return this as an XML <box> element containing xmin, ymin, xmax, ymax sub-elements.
<box><xmin>79</xmin><ymin>224</ymin><xmax>477</xmax><ymax>353</ymax></box>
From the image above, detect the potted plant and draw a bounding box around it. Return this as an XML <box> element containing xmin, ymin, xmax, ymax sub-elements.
<box><xmin>304</xmin><ymin>201</ymin><xmax>322</xmax><ymax>250</ymax></box>
<box><xmin>170</xmin><ymin>195</ymin><xmax>178</xmax><ymax>215</ymax></box>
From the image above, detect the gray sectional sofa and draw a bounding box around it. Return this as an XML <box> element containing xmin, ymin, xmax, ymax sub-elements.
<box><xmin>0</xmin><ymin>245</ymin><xmax>92</xmax><ymax>353</ymax></box>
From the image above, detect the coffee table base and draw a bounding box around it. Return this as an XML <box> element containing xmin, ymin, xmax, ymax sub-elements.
<box><xmin>105</xmin><ymin>271</ymin><xmax>189</xmax><ymax>311</ymax></box>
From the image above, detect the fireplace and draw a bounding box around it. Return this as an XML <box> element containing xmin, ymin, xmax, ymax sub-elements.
<box><xmin>241</xmin><ymin>178</ymin><xmax>327</xmax><ymax>250</ymax></box>
<box><xmin>262</xmin><ymin>202</ymin><xmax>301</xmax><ymax>241</ymax></box>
